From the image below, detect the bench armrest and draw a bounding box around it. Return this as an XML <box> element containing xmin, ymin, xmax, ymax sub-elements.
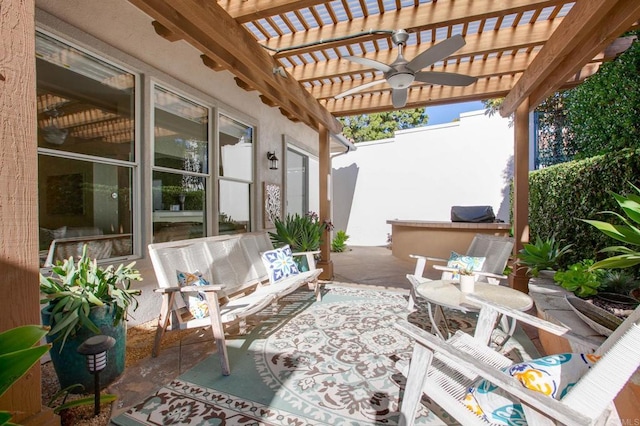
<box><xmin>154</xmin><ymin>284</ymin><xmax>225</xmax><ymax>294</ymax></box>
<box><xmin>292</xmin><ymin>250</ymin><xmax>320</xmax><ymax>270</ymax></box>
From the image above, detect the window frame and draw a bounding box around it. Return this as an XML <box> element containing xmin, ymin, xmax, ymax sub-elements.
<box><xmin>35</xmin><ymin>28</ymin><xmax>142</xmax><ymax>266</ymax></box>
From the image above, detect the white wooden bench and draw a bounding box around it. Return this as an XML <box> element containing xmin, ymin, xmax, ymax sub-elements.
<box><xmin>148</xmin><ymin>231</ymin><xmax>322</xmax><ymax>375</ymax></box>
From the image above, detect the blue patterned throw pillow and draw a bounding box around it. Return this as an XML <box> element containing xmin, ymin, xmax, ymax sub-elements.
<box><xmin>261</xmin><ymin>244</ymin><xmax>300</xmax><ymax>283</ymax></box>
<box><xmin>176</xmin><ymin>270</ymin><xmax>210</xmax><ymax>319</ymax></box>
<box><xmin>462</xmin><ymin>352</ymin><xmax>600</xmax><ymax>425</ymax></box>
<box><xmin>442</xmin><ymin>251</ymin><xmax>486</xmax><ymax>280</ymax></box>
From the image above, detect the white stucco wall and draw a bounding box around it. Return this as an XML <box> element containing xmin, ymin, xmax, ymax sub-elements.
<box><xmin>332</xmin><ymin>110</ymin><xmax>514</xmax><ymax>246</ymax></box>
<box><xmin>35</xmin><ymin>0</ymin><xmax>321</xmax><ymax>232</ymax></box>
<box><xmin>34</xmin><ymin>0</ymin><xmax>322</xmax><ymax>325</ymax></box>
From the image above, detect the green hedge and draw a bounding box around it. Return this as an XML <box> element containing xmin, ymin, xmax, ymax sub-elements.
<box><xmin>528</xmin><ymin>148</ymin><xmax>640</xmax><ymax>269</ymax></box>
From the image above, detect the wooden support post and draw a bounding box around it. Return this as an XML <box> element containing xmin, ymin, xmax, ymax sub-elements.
<box><xmin>317</xmin><ymin>126</ymin><xmax>333</xmax><ymax>280</ymax></box>
<box><xmin>0</xmin><ymin>1</ymin><xmax>57</xmax><ymax>424</ymax></box>
<box><xmin>511</xmin><ymin>98</ymin><xmax>531</xmax><ymax>293</ymax></box>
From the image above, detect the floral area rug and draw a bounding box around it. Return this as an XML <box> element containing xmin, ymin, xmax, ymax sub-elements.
<box><xmin>111</xmin><ymin>284</ymin><xmax>477</xmax><ymax>426</ymax></box>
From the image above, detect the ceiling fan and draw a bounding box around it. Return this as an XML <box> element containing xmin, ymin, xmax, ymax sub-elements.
<box><xmin>335</xmin><ymin>30</ymin><xmax>477</xmax><ymax>108</ymax></box>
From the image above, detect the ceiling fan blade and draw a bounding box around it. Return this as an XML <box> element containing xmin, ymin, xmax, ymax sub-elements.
<box><xmin>414</xmin><ymin>71</ymin><xmax>477</xmax><ymax>86</ymax></box>
<box><xmin>343</xmin><ymin>56</ymin><xmax>393</xmax><ymax>73</ymax></box>
<box><xmin>407</xmin><ymin>34</ymin><xmax>466</xmax><ymax>72</ymax></box>
<box><xmin>335</xmin><ymin>79</ymin><xmax>388</xmax><ymax>99</ymax></box>
<box><xmin>391</xmin><ymin>88</ymin><xmax>408</xmax><ymax>108</ymax></box>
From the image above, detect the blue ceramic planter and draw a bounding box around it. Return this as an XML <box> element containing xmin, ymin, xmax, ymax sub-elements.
<box><xmin>41</xmin><ymin>304</ymin><xmax>126</xmax><ymax>393</ymax></box>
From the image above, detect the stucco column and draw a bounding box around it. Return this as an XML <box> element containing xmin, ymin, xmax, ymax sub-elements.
<box><xmin>317</xmin><ymin>125</ymin><xmax>333</xmax><ymax>280</ymax></box>
<box><xmin>0</xmin><ymin>1</ymin><xmax>57</xmax><ymax>424</ymax></box>
<box><xmin>511</xmin><ymin>98</ymin><xmax>530</xmax><ymax>293</ymax></box>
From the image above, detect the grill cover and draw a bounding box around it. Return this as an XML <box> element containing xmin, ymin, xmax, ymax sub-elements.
<box><xmin>451</xmin><ymin>206</ymin><xmax>496</xmax><ymax>223</ymax></box>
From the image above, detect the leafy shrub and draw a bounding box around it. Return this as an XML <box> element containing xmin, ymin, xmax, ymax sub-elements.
<box><xmin>554</xmin><ymin>260</ymin><xmax>605</xmax><ymax>298</ymax></box>
<box><xmin>528</xmin><ymin>148</ymin><xmax>640</xmax><ymax>269</ymax></box>
<box><xmin>331</xmin><ymin>230</ymin><xmax>350</xmax><ymax>252</ymax></box>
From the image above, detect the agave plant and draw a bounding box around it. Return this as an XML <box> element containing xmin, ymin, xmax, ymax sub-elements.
<box><xmin>583</xmin><ymin>183</ymin><xmax>640</xmax><ymax>270</ymax></box>
<box><xmin>269</xmin><ymin>212</ymin><xmax>327</xmax><ymax>252</ymax></box>
<box><xmin>515</xmin><ymin>235</ymin><xmax>573</xmax><ymax>277</ymax></box>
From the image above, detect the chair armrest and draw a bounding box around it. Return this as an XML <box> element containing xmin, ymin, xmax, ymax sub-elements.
<box><xmin>409</xmin><ymin>254</ymin><xmax>448</xmax><ymax>277</ymax></box>
<box><xmin>395</xmin><ymin>319</ymin><xmax>592</xmax><ymax>426</ymax></box>
<box><xmin>432</xmin><ymin>265</ymin><xmax>507</xmax><ymax>281</ymax></box>
<box><xmin>466</xmin><ymin>294</ymin><xmax>602</xmax><ymax>351</ymax></box>
<box><xmin>409</xmin><ymin>254</ymin><xmax>448</xmax><ymax>263</ymax></box>
<box><xmin>292</xmin><ymin>250</ymin><xmax>320</xmax><ymax>270</ymax></box>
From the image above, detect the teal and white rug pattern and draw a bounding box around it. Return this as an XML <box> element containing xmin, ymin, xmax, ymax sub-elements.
<box><xmin>112</xmin><ymin>285</ymin><xmax>476</xmax><ymax>425</ymax></box>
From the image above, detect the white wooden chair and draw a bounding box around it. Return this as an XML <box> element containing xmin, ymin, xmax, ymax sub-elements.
<box><xmin>407</xmin><ymin>234</ymin><xmax>514</xmax><ymax>311</ymax></box>
<box><xmin>395</xmin><ymin>294</ymin><xmax>640</xmax><ymax>426</ymax></box>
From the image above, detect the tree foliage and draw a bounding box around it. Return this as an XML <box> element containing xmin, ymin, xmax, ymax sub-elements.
<box><xmin>483</xmin><ymin>34</ymin><xmax>640</xmax><ymax>166</ymax></box>
<box><xmin>564</xmin><ymin>34</ymin><xmax>640</xmax><ymax>158</ymax></box>
<box><xmin>338</xmin><ymin>108</ymin><xmax>428</xmax><ymax>142</ymax></box>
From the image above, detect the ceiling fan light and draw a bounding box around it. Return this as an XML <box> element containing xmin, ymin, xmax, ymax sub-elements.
<box><xmin>387</xmin><ymin>73</ymin><xmax>414</xmax><ymax>89</ymax></box>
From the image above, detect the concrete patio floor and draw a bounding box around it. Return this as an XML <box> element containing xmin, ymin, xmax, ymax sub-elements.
<box><xmin>107</xmin><ymin>245</ymin><xmax>540</xmax><ymax>420</ymax></box>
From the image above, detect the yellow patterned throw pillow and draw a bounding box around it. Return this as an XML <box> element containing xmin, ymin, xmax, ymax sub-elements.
<box><xmin>462</xmin><ymin>353</ymin><xmax>600</xmax><ymax>425</ymax></box>
<box><xmin>176</xmin><ymin>270</ymin><xmax>210</xmax><ymax>319</ymax></box>
<box><xmin>442</xmin><ymin>251</ymin><xmax>486</xmax><ymax>280</ymax></box>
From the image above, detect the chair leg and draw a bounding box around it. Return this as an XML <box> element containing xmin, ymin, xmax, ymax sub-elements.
<box><xmin>152</xmin><ymin>292</ymin><xmax>175</xmax><ymax>357</ymax></box>
<box><xmin>399</xmin><ymin>344</ymin><xmax>433</xmax><ymax>426</ymax></box>
<box><xmin>205</xmin><ymin>293</ymin><xmax>231</xmax><ymax>376</ymax></box>
<box><xmin>314</xmin><ymin>279</ymin><xmax>322</xmax><ymax>301</ymax></box>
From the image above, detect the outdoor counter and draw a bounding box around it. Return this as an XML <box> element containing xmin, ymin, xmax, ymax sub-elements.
<box><xmin>386</xmin><ymin>219</ymin><xmax>511</xmax><ymax>261</ymax></box>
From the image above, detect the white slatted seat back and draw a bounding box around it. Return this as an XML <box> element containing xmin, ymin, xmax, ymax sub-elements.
<box><xmin>465</xmin><ymin>234</ymin><xmax>514</xmax><ymax>283</ymax></box>
<box><xmin>238</xmin><ymin>232</ymin><xmax>273</xmax><ymax>283</ymax></box>
<box><xmin>204</xmin><ymin>237</ymin><xmax>258</xmax><ymax>296</ymax></box>
<box><xmin>150</xmin><ymin>238</ymin><xmax>224</xmax><ymax>289</ymax></box>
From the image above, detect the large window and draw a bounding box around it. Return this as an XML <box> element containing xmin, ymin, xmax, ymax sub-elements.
<box><xmin>152</xmin><ymin>86</ymin><xmax>209</xmax><ymax>242</ymax></box>
<box><xmin>218</xmin><ymin>114</ymin><xmax>253</xmax><ymax>234</ymax></box>
<box><xmin>36</xmin><ymin>31</ymin><xmax>136</xmax><ymax>267</ymax></box>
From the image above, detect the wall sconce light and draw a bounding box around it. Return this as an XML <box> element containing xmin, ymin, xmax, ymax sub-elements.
<box><xmin>267</xmin><ymin>151</ymin><xmax>279</xmax><ymax>170</ymax></box>
<box><xmin>77</xmin><ymin>335</ymin><xmax>116</xmax><ymax>416</ymax></box>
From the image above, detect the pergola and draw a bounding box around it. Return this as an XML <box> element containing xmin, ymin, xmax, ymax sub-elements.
<box><xmin>2</xmin><ymin>0</ymin><xmax>640</xmax><ymax>424</ymax></box>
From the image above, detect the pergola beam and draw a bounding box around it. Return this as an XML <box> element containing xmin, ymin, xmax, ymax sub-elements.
<box><xmin>127</xmin><ymin>0</ymin><xmax>342</xmax><ymax>134</ymax></box>
<box><xmin>264</xmin><ymin>0</ymin><xmax>564</xmax><ymax>57</ymax></box>
<box><xmin>221</xmin><ymin>0</ymin><xmax>328</xmax><ymax>23</ymax></box>
<box><xmin>290</xmin><ymin>19</ymin><xmax>562</xmax><ymax>82</ymax></box>
<box><xmin>500</xmin><ymin>0</ymin><xmax>640</xmax><ymax>116</ymax></box>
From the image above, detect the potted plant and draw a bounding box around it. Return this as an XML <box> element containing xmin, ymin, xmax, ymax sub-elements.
<box><xmin>515</xmin><ymin>235</ymin><xmax>573</xmax><ymax>278</ymax></box>
<box><xmin>39</xmin><ymin>244</ymin><xmax>142</xmax><ymax>392</ymax></box>
<box><xmin>458</xmin><ymin>268</ymin><xmax>476</xmax><ymax>293</ymax></box>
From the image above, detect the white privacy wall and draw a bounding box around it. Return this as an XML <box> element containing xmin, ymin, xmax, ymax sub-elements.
<box><xmin>332</xmin><ymin>110</ymin><xmax>514</xmax><ymax>246</ymax></box>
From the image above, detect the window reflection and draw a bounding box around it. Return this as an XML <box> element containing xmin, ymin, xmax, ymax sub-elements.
<box><xmin>152</xmin><ymin>86</ymin><xmax>208</xmax><ymax>243</ymax></box>
<box><xmin>36</xmin><ymin>32</ymin><xmax>135</xmax><ymax>161</ymax></box>
<box><xmin>38</xmin><ymin>156</ymin><xmax>133</xmax><ymax>267</ymax></box>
